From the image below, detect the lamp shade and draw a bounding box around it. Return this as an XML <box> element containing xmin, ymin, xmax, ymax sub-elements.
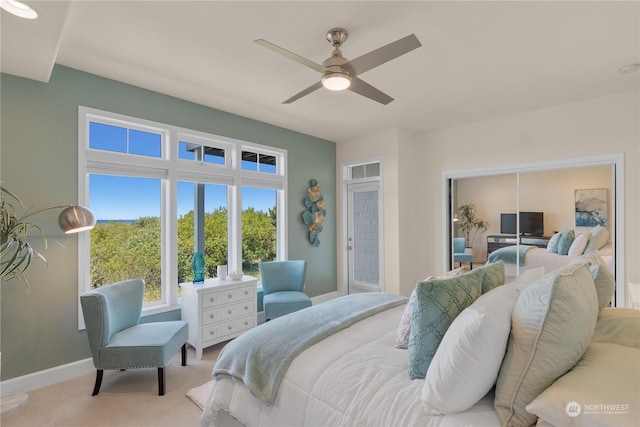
<box><xmin>321</xmin><ymin>72</ymin><xmax>351</xmax><ymax>91</ymax></box>
<box><xmin>0</xmin><ymin>0</ymin><xmax>38</xmax><ymax>19</ymax></box>
<box><xmin>58</xmin><ymin>206</ymin><xmax>96</xmax><ymax>234</ymax></box>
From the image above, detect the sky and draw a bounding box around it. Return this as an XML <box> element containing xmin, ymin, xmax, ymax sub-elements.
<box><xmin>89</xmin><ymin>122</ymin><xmax>276</xmax><ymax>220</ymax></box>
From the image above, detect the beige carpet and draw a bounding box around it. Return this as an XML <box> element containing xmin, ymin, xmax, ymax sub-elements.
<box><xmin>1</xmin><ymin>342</ymin><xmax>226</xmax><ymax>427</ymax></box>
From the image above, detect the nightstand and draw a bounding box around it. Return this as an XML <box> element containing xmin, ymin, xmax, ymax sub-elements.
<box><xmin>180</xmin><ymin>276</ymin><xmax>258</xmax><ymax>360</ymax></box>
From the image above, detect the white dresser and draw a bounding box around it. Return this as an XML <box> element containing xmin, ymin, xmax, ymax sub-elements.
<box><xmin>180</xmin><ymin>276</ymin><xmax>258</xmax><ymax>360</ymax></box>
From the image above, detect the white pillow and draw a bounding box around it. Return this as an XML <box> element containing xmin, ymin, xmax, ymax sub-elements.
<box><xmin>584</xmin><ymin>225</ymin><xmax>610</xmax><ymax>253</ymax></box>
<box><xmin>421</xmin><ymin>282</ymin><xmax>520</xmax><ymax>414</ymax></box>
<box><xmin>510</xmin><ymin>267</ymin><xmax>545</xmax><ymax>292</ymax></box>
<box><xmin>546</xmin><ymin>232</ymin><xmax>562</xmax><ymax>253</ymax></box>
<box><xmin>568</xmin><ymin>232</ymin><xmax>590</xmax><ymax>256</ymax></box>
<box><xmin>526</xmin><ymin>343</ymin><xmax>639</xmax><ymax>427</ymax></box>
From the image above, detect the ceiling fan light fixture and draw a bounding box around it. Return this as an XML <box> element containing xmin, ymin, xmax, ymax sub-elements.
<box><xmin>321</xmin><ymin>72</ymin><xmax>351</xmax><ymax>91</ymax></box>
<box><xmin>0</xmin><ymin>0</ymin><xmax>37</xmax><ymax>19</ymax></box>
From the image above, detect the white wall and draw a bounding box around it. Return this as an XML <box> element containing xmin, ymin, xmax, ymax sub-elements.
<box><xmin>338</xmin><ymin>90</ymin><xmax>639</xmax><ymax>305</ymax></box>
<box><xmin>337</xmin><ymin>128</ymin><xmax>401</xmax><ymax>295</ymax></box>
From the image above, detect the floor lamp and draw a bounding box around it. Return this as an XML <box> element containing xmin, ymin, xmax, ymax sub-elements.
<box><xmin>0</xmin><ymin>205</ymin><xmax>96</xmax><ymax>414</ymax></box>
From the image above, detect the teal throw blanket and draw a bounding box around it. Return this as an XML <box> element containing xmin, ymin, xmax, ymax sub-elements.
<box><xmin>488</xmin><ymin>245</ymin><xmax>535</xmax><ymax>266</ymax></box>
<box><xmin>213</xmin><ymin>293</ymin><xmax>407</xmax><ymax>404</ymax></box>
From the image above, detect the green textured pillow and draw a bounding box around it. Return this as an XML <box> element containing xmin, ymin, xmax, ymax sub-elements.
<box><xmin>494</xmin><ymin>262</ymin><xmax>599</xmax><ymax>426</ymax></box>
<box><xmin>584</xmin><ymin>225</ymin><xmax>610</xmax><ymax>254</ymax></box>
<box><xmin>574</xmin><ymin>252</ymin><xmax>615</xmax><ymax>310</ymax></box>
<box><xmin>557</xmin><ymin>229</ymin><xmax>575</xmax><ymax>255</ymax></box>
<box><xmin>408</xmin><ymin>268</ymin><xmax>484</xmax><ymax>379</ymax></box>
<box><xmin>592</xmin><ymin>308</ymin><xmax>640</xmax><ymax>348</ymax></box>
<box><xmin>477</xmin><ymin>261</ymin><xmax>505</xmax><ymax>293</ymax></box>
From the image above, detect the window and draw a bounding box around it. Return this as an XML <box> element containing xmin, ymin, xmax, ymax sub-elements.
<box><xmin>79</xmin><ymin>107</ymin><xmax>287</xmax><ymax>325</ymax></box>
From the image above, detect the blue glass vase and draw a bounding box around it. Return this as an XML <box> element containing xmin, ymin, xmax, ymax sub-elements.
<box><xmin>192</xmin><ymin>252</ymin><xmax>205</xmax><ymax>283</ymax></box>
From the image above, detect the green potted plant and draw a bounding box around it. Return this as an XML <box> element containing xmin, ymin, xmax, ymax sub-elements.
<box><xmin>456</xmin><ymin>203</ymin><xmax>489</xmax><ymax>249</ymax></box>
<box><xmin>1</xmin><ymin>185</ymin><xmax>48</xmax><ymax>290</ymax></box>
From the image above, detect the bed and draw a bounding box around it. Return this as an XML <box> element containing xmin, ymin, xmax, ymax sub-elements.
<box><xmin>202</xmin><ymin>259</ymin><xmax>639</xmax><ymax>427</ymax></box>
<box><xmin>487</xmin><ymin>225</ymin><xmax>613</xmax><ymax>278</ymax></box>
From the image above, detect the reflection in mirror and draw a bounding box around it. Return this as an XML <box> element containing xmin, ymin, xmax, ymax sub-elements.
<box><xmin>449</xmin><ymin>164</ymin><xmax>616</xmax><ymax>300</ymax></box>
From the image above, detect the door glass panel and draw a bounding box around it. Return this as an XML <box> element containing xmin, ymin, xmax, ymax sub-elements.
<box><xmin>352</xmin><ymin>189</ymin><xmax>379</xmax><ymax>285</ymax></box>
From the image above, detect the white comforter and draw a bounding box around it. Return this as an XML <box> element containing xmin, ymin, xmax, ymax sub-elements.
<box><xmin>202</xmin><ymin>305</ymin><xmax>501</xmax><ymax>427</ymax></box>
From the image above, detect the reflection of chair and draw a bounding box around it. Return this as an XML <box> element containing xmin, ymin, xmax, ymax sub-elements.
<box><xmin>453</xmin><ymin>237</ymin><xmax>473</xmax><ymax>269</ymax></box>
<box><xmin>259</xmin><ymin>260</ymin><xmax>312</xmax><ymax>320</ymax></box>
<box><xmin>80</xmin><ymin>279</ymin><xmax>188</xmax><ymax>396</ymax></box>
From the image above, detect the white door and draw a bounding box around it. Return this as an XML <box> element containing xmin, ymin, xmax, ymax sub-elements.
<box><xmin>347</xmin><ymin>182</ymin><xmax>381</xmax><ymax>293</ymax></box>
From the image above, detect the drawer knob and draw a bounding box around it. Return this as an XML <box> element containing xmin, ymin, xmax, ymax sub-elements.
<box><xmin>228</xmin><ymin>309</ymin><xmax>232</xmax><ymax>314</ymax></box>
<box><xmin>244</xmin><ymin>306</ymin><xmax>248</xmax><ymax>310</ymax></box>
<box><xmin>228</xmin><ymin>294</ymin><xmax>232</xmax><ymax>299</ymax></box>
<box><xmin>210</xmin><ymin>330</ymin><xmax>215</xmax><ymax>336</ymax></box>
<box><xmin>209</xmin><ymin>314</ymin><xmax>214</xmax><ymax>319</ymax></box>
<box><xmin>244</xmin><ymin>290</ymin><xmax>248</xmax><ymax>295</ymax></box>
<box><xmin>228</xmin><ymin>325</ymin><xmax>232</xmax><ymax>330</ymax></box>
<box><xmin>244</xmin><ymin>321</ymin><xmax>249</xmax><ymax>326</ymax></box>
<box><xmin>209</xmin><ymin>297</ymin><xmax>214</xmax><ymax>302</ymax></box>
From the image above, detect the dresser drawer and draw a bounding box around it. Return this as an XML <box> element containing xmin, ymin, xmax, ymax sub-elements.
<box><xmin>236</xmin><ymin>314</ymin><xmax>255</xmax><ymax>332</ymax></box>
<box><xmin>202</xmin><ymin>320</ymin><xmax>237</xmax><ymax>343</ymax></box>
<box><xmin>236</xmin><ymin>285</ymin><xmax>254</xmax><ymax>301</ymax></box>
<box><xmin>202</xmin><ymin>307</ymin><xmax>222</xmax><ymax>326</ymax></box>
<box><xmin>202</xmin><ymin>289</ymin><xmax>237</xmax><ymax>309</ymax></box>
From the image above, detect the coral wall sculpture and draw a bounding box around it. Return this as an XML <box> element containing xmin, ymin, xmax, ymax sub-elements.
<box><xmin>302</xmin><ymin>179</ymin><xmax>326</xmax><ymax>246</ymax></box>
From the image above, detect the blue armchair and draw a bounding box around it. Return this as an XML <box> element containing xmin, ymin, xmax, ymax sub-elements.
<box><xmin>259</xmin><ymin>260</ymin><xmax>312</xmax><ymax>320</ymax></box>
<box><xmin>80</xmin><ymin>279</ymin><xmax>189</xmax><ymax>396</ymax></box>
<box><xmin>453</xmin><ymin>237</ymin><xmax>473</xmax><ymax>269</ymax></box>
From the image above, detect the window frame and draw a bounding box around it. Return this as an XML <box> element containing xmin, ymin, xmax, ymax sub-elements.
<box><xmin>78</xmin><ymin>106</ymin><xmax>287</xmax><ymax>329</ymax></box>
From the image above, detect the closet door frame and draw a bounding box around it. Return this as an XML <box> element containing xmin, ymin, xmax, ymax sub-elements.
<box><xmin>442</xmin><ymin>153</ymin><xmax>625</xmax><ymax>307</ymax></box>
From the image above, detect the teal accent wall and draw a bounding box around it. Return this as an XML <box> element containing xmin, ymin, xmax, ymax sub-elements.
<box><xmin>0</xmin><ymin>65</ymin><xmax>336</xmax><ymax>380</ymax></box>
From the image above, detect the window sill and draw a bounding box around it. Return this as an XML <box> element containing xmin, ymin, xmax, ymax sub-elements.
<box><xmin>141</xmin><ymin>303</ymin><xmax>182</xmax><ymax>317</ymax></box>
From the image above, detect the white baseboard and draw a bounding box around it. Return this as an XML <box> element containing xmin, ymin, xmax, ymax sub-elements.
<box><xmin>0</xmin><ymin>357</ymin><xmax>94</xmax><ymax>394</ymax></box>
<box><xmin>311</xmin><ymin>290</ymin><xmax>341</xmax><ymax>305</ymax></box>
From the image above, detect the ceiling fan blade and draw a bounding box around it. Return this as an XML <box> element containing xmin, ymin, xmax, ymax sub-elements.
<box><xmin>283</xmin><ymin>81</ymin><xmax>323</xmax><ymax>104</ymax></box>
<box><xmin>349</xmin><ymin>77</ymin><xmax>394</xmax><ymax>105</ymax></box>
<box><xmin>255</xmin><ymin>39</ymin><xmax>325</xmax><ymax>73</ymax></box>
<box><xmin>346</xmin><ymin>34</ymin><xmax>421</xmax><ymax>75</ymax></box>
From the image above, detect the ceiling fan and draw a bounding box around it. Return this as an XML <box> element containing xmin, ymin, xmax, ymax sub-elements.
<box><xmin>255</xmin><ymin>28</ymin><xmax>421</xmax><ymax>105</ymax></box>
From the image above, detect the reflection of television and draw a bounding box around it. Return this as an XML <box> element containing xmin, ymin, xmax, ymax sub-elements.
<box><xmin>500</xmin><ymin>212</ymin><xmax>544</xmax><ymax>236</ymax></box>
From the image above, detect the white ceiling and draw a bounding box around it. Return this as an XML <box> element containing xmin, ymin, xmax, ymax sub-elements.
<box><xmin>2</xmin><ymin>1</ymin><xmax>639</xmax><ymax>143</ymax></box>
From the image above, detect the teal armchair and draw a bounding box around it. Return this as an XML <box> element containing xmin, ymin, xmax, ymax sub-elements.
<box><xmin>80</xmin><ymin>279</ymin><xmax>188</xmax><ymax>396</ymax></box>
<box><xmin>453</xmin><ymin>237</ymin><xmax>473</xmax><ymax>269</ymax></box>
<box><xmin>259</xmin><ymin>260</ymin><xmax>312</xmax><ymax>320</ymax></box>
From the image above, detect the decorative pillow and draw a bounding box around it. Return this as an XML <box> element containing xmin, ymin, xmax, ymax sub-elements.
<box><xmin>568</xmin><ymin>232</ymin><xmax>590</xmax><ymax>256</ymax></box>
<box><xmin>584</xmin><ymin>225</ymin><xmax>610</xmax><ymax>254</ymax></box>
<box><xmin>526</xmin><ymin>343</ymin><xmax>640</xmax><ymax>427</ymax></box>
<box><xmin>477</xmin><ymin>260</ymin><xmax>505</xmax><ymax>293</ymax></box>
<box><xmin>510</xmin><ymin>267</ymin><xmax>545</xmax><ymax>292</ymax></box>
<box><xmin>591</xmin><ymin>308</ymin><xmax>640</xmax><ymax>348</ymax></box>
<box><xmin>575</xmin><ymin>252</ymin><xmax>615</xmax><ymax>310</ymax></box>
<box><xmin>422</xmin><ymin>282</ymin><xmax>520</xmax><ymax>414</ymax></box>
<box><xmin>423</xmin><ymin>266</ymin><xmax>465</xmax><ymax>282</ymax></box>
<box><xmin>407</xmin><ymin>268</ymin><xmax>484</xmax><ymax>379</ymax></box>
<box><xmin>546</xmin><ymin>232</ymin><xmax>562</xmax><ymax>253</ymax></box>
<box><xmin>395</xmin><ymin>268</ymin><xmax>465</xmax><ymax>349</ymax></box>
<box><xmin>557</xmin><ymin>229</ymin><xmax>575</xmax><ymax>255</ymax></box>
<box><xmin>394</xmin><ymin>288</ymin><xmax>416</xmax><ymax>349</ymax></box>
<box><xmin>494</xmin><ymin>262</ymin><xmax>599</xmax><ymax>426</ymax></box>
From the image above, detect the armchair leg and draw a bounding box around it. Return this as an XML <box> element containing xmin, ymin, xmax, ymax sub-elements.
<box><xmin>181</xmin><ymin>343</ymin><xmax>187</xmax><ymax>366</ymax></box>
<box><xmin>158</xmin><ymin>367</ymin><xmax>165</xmax><ymax>396</ymax></box>
<box><xmin>92</xmin><ymin>369</ymin><xmax>104</xmax><ymax>396</ymax></box>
